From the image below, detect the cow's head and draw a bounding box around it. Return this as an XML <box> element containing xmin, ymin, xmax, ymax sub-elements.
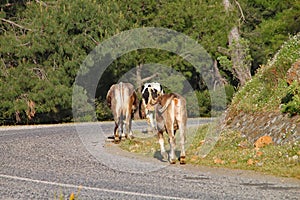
<box><xmin>142</xmin><ymin>85</ymin><xmax>163</xmax><ymax>104</ymax></box>
<box><xmin>149</xmin><ymin>88</ymin><xmax>160</xmax><ymax>105</ymax></box>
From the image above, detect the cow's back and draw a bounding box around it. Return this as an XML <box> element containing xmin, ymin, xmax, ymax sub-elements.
<box><xmin>109</xmin><ymin>82</ymin><xmax>134</xmax><ymax>116</ymax></box>
<box><xmin>155</xmin><ymin>93</ymin><xmax>187</xmax><ymax>131</ymax></box>
<box><xmin>106</xmin><ymin>82</ymin><xmax>137</xmax><ymax>139</ymax></box>
<box><xmin>119</xmin><ymin>82</ymin><xmax>135</xmax><ymax>115</ymax></box>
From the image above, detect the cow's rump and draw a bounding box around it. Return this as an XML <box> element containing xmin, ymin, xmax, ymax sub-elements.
<box><xmin>106</xmin><ymin>82</ymin><xmax>138</xmax><ymax>142</ymax></box>
<box><xmin>155</xmin><ymin>93</ymin><xmax>187</xmax><ymax>164</ymax></box>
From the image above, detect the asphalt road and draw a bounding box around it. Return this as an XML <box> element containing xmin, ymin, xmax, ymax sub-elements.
<box><xmin>0</xmin><ymin>119</ymin><xmax>299</xmax><ymax>199</ymax></box>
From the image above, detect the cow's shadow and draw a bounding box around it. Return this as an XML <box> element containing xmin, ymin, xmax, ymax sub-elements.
<box><xmin>153</xmin><ymin>150</ymin><xmax>182</xmax><ymax>163</ymax></box>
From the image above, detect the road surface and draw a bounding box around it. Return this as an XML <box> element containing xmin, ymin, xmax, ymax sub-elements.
<box><xmin>0</xmin><ymin>119</ymin><xmax>299</xmax><ymax>199</ymax></box>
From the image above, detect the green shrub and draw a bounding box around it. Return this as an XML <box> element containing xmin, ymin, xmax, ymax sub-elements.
<box><xmin>229</xmin><ymin>33</ymin><xmax>300</xmax><ymax>114</ymax></box>
<box><xmin>95</xmin><ymin>99</ymin><xmax>112</xmax><ymax>121</ymax></box>
<box><xmin>281</xmin><ymin>81</ymin><xmax>300</xmax><ymax>116</ymax></box>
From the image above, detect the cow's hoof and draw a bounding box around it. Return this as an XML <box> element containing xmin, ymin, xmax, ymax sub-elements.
<box><xmin>114</xmin><ymin>137</ymin><xmax>120</xmax><ymax>144</ymax></box>
<box><xmin>179</xmin><ymin>156</ymin><xmax>186</xmax><ymax>165</ymax></box>
<box><xmin>121</xmin><ymin>136</ymin><xmax>126</xmax><ymax>141</ymax></box>
<box><xmin>161</xmin><ymin>151</ymin><xmax>168</xmax><ymax>160</ymax></box>
<box><xmin>170</xmin><ymin>159</ymin><xmax>176</xmax><ymax>164</ymax></box>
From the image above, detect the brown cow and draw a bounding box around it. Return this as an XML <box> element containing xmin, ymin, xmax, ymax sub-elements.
<box><xmin>154</xmin><ymin>93</ymin><xmax>187</xmax><ymax>164</ymax></box>
<box><xmin>106</xmin><ymin>82</ymin><xmax>138</xmax><ymax>142</ymax></box>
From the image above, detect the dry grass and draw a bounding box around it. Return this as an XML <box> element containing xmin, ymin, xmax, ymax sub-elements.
<box><xmin>120</xmin><ymin>125</ymin><xmax>300</xmax><ymax>179</ymax></box>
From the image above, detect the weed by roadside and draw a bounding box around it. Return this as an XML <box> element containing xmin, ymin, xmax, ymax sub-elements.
<box><xmin>120</xmin><ymin>125</ymin><xmax>300</xmax><ymax>179</ymax></box>
<box><xmin>120</xmin><ymin>135</ymin><xmax>160</xmax><ymax>157</ymax></box>
<box><xmin>188</xmin><ymin>125</ymin><xmax>299</xmax><ymax>178</ymax></box>
<box><xmin>54</xmin><ymin>185</ymin><xmax>82</xmax><ymax>200</ymax></box>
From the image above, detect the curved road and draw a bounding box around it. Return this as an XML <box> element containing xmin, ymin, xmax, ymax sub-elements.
<box><xmin>0</xmin><ymin>119</ymin><xmax>299</xmax><ymax>199</ymax></box>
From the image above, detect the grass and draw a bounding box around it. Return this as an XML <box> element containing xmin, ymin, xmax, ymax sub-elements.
<box><xmin>229</xmin><ymin>33</ymin><xmax>300</xmax><ymax>116</ymax></box>
<box><xmin>120</xmin><ymin>124</ymin><xmax>300</xmax><ymax>179</ymax></box>
<box><xmin>120</xmin><ymin>134</ymin><xmax>160</xmax><ymax>156</ymax></box>
<box><xmin>54</xmin><ymin>185</ymin><xmax>82</xmax><ymax>200</ymax></box>
<box><xmin>190</xmin><ymin>125</ymin><xmax>300</xmax><ymax>178</ymax></box>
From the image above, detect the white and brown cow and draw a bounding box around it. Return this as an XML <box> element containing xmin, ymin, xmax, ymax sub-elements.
<box><xmin>154</xmin><ymin>93</ymin><xmax>187</xmax><ymax>164</ymax></box>
<box><xmin>106</xmin><ymin>82</ymin><xmax>138</xmax><ymax>142</ymax></box>
<box><xmin>140</xmin><ymin>82</ymin><xmax>164</xmax><ymax>131</ymax></box>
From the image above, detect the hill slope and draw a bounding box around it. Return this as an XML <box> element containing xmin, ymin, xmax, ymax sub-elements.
<box><xmin>223</xmin><ymin>33</ymin><xmax>300</xmax><ymax>145</ymax></box>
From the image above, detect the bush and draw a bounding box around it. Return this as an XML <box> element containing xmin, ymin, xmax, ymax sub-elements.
<box><xmin>281</xmin><ymin>81</ymin><xmax>300</xmax><ymax>116</ymax></box>
<box><xmin>229</xmin><ymin>33</ymin><xmax>300</xmax><ymax>114</ymax></box>
<box><xmin>95</xmin><ymin>99</ymin><xmax>113</xmax><ymax>121</ymax></box>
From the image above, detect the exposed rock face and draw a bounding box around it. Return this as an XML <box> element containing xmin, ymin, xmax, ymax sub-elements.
<box><xmin>224</xmin><ymin>111</ymin><xmax>299</xmax><ymax>145</ymax></box>
<box><xmin>286</xmin><ymin>60</ymin><xmax>300</xmax><ymax>85</ymax></box>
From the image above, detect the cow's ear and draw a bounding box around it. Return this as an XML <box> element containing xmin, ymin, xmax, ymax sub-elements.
<box><xmin>152</xmin><ymin>88</ymin><xmax>158</xmax><ymax>99</ymax></box>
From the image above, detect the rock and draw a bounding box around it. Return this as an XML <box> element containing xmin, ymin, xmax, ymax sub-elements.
<box><xmin>247</xmin><ymin>159</ymin><xmax>254</xmax><ymax>165</ymax></box>
<box><xmin>224</xmin><ymin>111</ymin><xmax>300</xmax><ymax>145</ymax></box>
<box><xmin>254</xmin><ymin>135</ymin><xmax>273</xmax><ymax>148</ymax></box>
<box><xmin>231</xmin><ymin>160</ymin><xmax>237</xmax><ymax>164</ymax></box>
<box><xmin>214</xmin><ymin>157</ymin><xmax>225</xmax><ymax>164</ymax></box>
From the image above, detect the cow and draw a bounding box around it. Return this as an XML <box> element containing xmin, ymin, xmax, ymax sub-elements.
<box><xmin>140</xmin><ymin>82</ymin><xmax>164</xmax><ymax>132</ymax></box>
<box><xmin>154</xmin><ymin>93</ymin><xmax>187</xmax><ymax>164</ymax></box>
<box><xmin>106</xmin><ymin>82</ymin><xmax>138</xmax><ymax>143</ymax></box>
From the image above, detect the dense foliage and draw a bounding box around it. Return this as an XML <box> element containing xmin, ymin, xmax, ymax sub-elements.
<box><xmin>0</xmin><ymin>0</ymin><xmax>299</xmax><ymax>124</ymax></box>
<box><xmin>229</xmin><ymin>33</ymin><xmax>300</xmax><ymax>115</ymax></box>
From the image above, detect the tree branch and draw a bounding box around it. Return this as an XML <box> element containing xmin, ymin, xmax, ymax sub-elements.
<box><xmin>35</xmin><ymin>0</ymin><xmax>48</xmax><ymax>7</ymax></box>
<box><xmin>217</xmin><ymin>46</ymin><xmax>231</xmax><ymax>57</ymax></box>
<box><xmin>141</xmin><ymin>73</ymin><xmax>158</xmax><ymax>83</ymax></box>
<box><xmin>234</xmin><ymin>0</ymin><xmax>245</xmax><ymax>22</ymax></box>
<box><xmin>1</xmin><ymin>18</ymin><xmax>32</xmax><ymax>31</ymax></box>
<box><xmin>84</xmin><ymin>32</ymin><xmax>99</xmax><ymax>45</ymax></box>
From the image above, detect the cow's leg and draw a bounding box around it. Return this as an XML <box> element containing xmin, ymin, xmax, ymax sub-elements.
<box><xmin>168</xmin><ymin>135</ymin><xmax>176</xmax><ymax>164</ymax></box>
<box><xmin>166</xmin><ymin>124</ymin><xmax>176</xmax><ymax>164</ymax></box>
<box><xmin>158</xmin><ymin>131</ymin><xmax>167</xmax><ymax>160</ymax></box>
<box><xmin>114</xmin><ymin>113</ymin><xmax>123</xmax><ymax>143</ymax></box>
<box><xmin>114</xmin><ymin>121</ymin><xmax>120</xmax><ymax>143</ymax></box>
<box><xmin>145</xmin><ymin>111</ymin><xmax>152</xmax><ymax>133</ymax></box>
<box><xmin>121</xmin><ymin>116</ymin><xmax>127</xmax><ymax>140</ymax></box>
<box><xmin>122</xmin><ymin>107</ymin><xmax>133</xmax><ymax>139</ymax></box>
<box><xmin>128</xmin><ymin>118</ymin><xmax>133</xmax><ymax>139</ymax></box>
<box><xmin>149</xmin><ymin>111</ymin><xmax>156</xmax><ymax>132</ymax></box>
<box><xmin>168</xmin><ymin>105</ymin><xmax>177</xmax><ymax>164</ymax></box>
<box><xmin>121</xmin><ymin>120</ymin><xmax>126</xmax><ymax>140</ymax></box>
<box><xmin>179</xmin><ymin>121</ymin><xmax>186</xmax><ymax>164</ymax></box>
<box><xmin>124</xmin><ymin>114</ymin><xmax>133</xmax><ymax>139</ymax></box>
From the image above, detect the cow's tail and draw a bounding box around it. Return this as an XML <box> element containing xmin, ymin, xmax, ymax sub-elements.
<box><xmin>119</xmin><ymin>82</ymin><xmax>124</xmax><ymax>104</ymax></box>
<box><xmin>119</xmin><ymin>82</ymin><xmax>124</xmax><ymax>121</ymax></box>
<box><xmin>158</xmin><ymin>94</ymin><xmax>176</xmax><ymax>113</ymax></box>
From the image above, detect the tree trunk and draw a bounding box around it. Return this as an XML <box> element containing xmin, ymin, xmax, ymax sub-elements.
<box><xmin>213</xmin><ymin>60</ymin><xmax>228</xmax><ymax>90</ymax></box>
<box><xmin>229</xmin><ymin>27</ymin><xmax>252</xmax><ymax>86</ymax></box>
<box><xmin>135</xmin><ymin>64</ymin><xmax>158</xmax><ymax>96</ymax></box>
<box><xmin>136</xmin><ymin>64</ymin><xmax>143</xmax><ymax>96</ymax></box>
<box><xmin>224</xmin><ymin>0</ymin><xmax>251</xmax><ymax>86</ymax></box>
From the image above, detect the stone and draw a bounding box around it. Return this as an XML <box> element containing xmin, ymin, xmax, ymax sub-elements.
<box><xmin>254</xmin><ymin>135</ymin><xmax>273</xmax><ymax>148</ymax></box>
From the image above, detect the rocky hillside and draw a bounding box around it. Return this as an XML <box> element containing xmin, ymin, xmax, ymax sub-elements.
<box><xmin>223</xmin><ymin>33</ymin><xmax>300</xmax><ymax>145</ymax></box>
